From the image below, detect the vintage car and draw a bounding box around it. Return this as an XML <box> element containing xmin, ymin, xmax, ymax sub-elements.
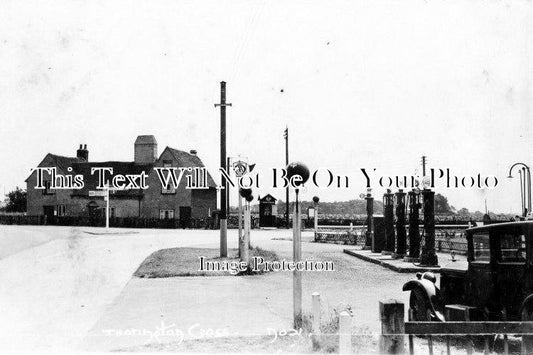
<box><xmin>404</xmin><ymin>221</ymin><xmax>533</xmax><ymax>322</ymax></box>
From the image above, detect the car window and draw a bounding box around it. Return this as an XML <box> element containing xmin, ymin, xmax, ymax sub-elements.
<box><xmin>499</xmin><ymin>233</ymin><xmax>526</xmax><ymax>262</ymax></box>
<box><xmin>472</xmin><ymin>232</ymin><xmax>490</xmax><ymax>262</ymax></box>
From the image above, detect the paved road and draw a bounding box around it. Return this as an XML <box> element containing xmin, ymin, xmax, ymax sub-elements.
<box><xmin>0</xmin><ymin>225</ymin><xmax>415</xmax><ymax>353</ymax></box>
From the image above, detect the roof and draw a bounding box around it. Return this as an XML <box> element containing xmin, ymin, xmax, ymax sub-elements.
<box><xmin>166</xmin><ymin>147</ymin><xmax>217</xmax><ymax>188</ymax></box>
<box><xmin>259</xmin><ymin>194</ymin><xmax>277</xmax><ymax>202</ymax></box>
<box><xmin>135</xmin><ymin>135</ymin><xmax>157</xmax><ymax>145</ymax></box>
<box><xmin>25</xmin><ymin>153</ymin><xmax>80</xmax><ymax>182</ymax></box>
<box><xmin>467</xmin><ymin>220</ymin><xmax>533</xmax><ymax>233</ymax></box>
<box><xmin>26</xmin><ymin>143</ymin><xmax>217</xmax><ymax>191</ymax></box>
<box><xmin>70</xmin><ymin>161</ymin><xmax>153</xmax><ymax>197</ymax></box>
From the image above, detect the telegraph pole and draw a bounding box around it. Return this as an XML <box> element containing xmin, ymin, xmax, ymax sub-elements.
<box><xmin>422</xmin><ymin>156</ymin><xmax>427</xmax><ymax>176</ymax></box>
<box><xmin>215</xmin><ymin>81</ymin><xmax>232</xmax><ymax>257</ymax></box>
<box><xmin>284</xmin><ymin>127</ymin><xmax>289</xmax><ymax>228</ymax></box>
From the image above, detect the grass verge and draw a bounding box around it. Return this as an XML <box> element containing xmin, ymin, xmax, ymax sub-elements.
<box><xmin>134</xmin><ymin>247</ymin><xmax>279</xmax><ymax>278</ymax></box>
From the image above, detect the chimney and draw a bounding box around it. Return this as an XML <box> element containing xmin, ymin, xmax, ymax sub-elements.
<box><xmin>76</xmin><ymin>144</ymin><xmax>89</xmax><ymax>161</ymax></box>
<box><xmin>134</xmin><ymin>135</ymin><xmax>158</xmax><ymax>164</ymax></box>
<box><xmin>189</xmin><ymin>149</ymin><xmax>197</xmax><ymax>156</ymax></box>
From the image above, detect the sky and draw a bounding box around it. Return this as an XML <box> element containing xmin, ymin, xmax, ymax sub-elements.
<box><xmin>1</xmin><ymin>0</ymin><xmax>532</xmax><ymax>214</ymax></box>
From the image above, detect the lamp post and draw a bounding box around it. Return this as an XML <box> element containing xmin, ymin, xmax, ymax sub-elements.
<box><xmin>508</xmin><ymin>162</ymin><xmax>531</xmax><ymax>217</ymax></box>
<box><xmin>239</xmin><ymin>187</ymin><xmax>252</xmax><ymax>265</ymax></box>
<box><xmin>312</xmin><ymin>196</ymin><xmax>319</xmax><ymax>235</ymax></box>
<box><xmin>287</xmin><ymin>161</ymin><xmax>310</xmax><ymax>329</ymax></box>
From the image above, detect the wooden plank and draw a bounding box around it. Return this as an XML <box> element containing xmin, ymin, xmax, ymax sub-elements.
<box><xmin>404</xmin><ymin>321</ymin><xmax>533</xmax><ymax>335</ymax></box>
<box><xmin>379</xmin><ymin>300</ymin><xmax>405</xmax><ymax>354</ymax></box>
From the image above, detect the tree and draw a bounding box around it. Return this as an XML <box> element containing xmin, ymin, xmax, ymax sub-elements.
<box><xmin>434</xmin><ymin>193</ymin><xmax>453</xmax><ymax>214</ymax></box>
<box><xmin>2</xmin><ymin>187</ymin><xmax>27</xmax><ymax>213</ymax></box>
<box><xmin>457</xmin><ymin>207</ymin><xmax>470</xmax><ymax>216</ymax></box>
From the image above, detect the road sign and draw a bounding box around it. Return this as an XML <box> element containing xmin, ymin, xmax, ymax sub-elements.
<box><xmin>89</xmin><ymin>190</ymin><xmax>106</xmax><ymax>197</ymax></box>
<box><xmin>232</xmin><ymin>160</ymin><xmax>248</xmax><ymax>177</ymax></box>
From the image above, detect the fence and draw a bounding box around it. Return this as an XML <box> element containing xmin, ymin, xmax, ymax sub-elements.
<box><xmin>314</xmin><ymin>225</ymin><xmax>366</xmax><ymax>245</ymax></box>
<box><xmin>313</xmin><ymin>224</ymin><xmax>469</xmax><ymax>253</ymax></box>
<box><xmin>0</xmin><ymin>214</ymin><xmax>215</xmax><ymax>229</ymax></box>
<box><xmin>379</xmin><ymin>300</ymin><xmax>533</xmax><ymax>355</ymax></box>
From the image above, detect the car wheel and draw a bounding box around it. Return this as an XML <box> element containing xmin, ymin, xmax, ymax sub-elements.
<box><xmin>409</xmin><ymin>288</ymin><xmax>431</xmax><ymax>321</ymax></box>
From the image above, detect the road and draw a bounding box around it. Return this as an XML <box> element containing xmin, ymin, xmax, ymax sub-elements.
<box><xmin>0</xmin><ymin>225</ymin><xmax>414</xmax><ymax>353</ymax></box>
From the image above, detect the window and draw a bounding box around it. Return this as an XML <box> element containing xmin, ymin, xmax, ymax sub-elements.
<box><xmin>161</xmin><ymin>160</ymin><xmax>176</xmax><ymax>194</ymax></box>
<box><xmin>499</xmin><ymin>233</ymin><xmax>526</xmax><ymax>262</ymax></box>
<box><xmin>57</xmin><ymin>205</ymin><xmax>66</xmax><ymax>216</ymax></box>
<box><xmin>159</xmin><ymin>210</ymin><xmax>175</xmax><ymax>219</ymax></box>
<box><xmin>472</xmin><ymin>232</ymin><xmax>490</xmax><ymax>262</ymax></box>
<box><xmin>42</xmin><ymin>181</ymin><xmax>55</xmax><ymax>195</ymax></box>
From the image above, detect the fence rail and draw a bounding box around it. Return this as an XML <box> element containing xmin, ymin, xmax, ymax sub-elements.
<box><xmin>380</xmin><ymin>300</ymin><xmax>533</xmax><ymax>355</ymax></box>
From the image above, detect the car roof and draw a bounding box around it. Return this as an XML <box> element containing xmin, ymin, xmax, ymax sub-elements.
<box><xmin>467</xmin><ymin>220</ymin><xmax>533</xmax><ymax>234</ymax></box>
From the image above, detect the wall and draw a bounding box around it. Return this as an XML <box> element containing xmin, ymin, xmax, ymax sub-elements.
<box><xmin>141</xmin><ymin>148</ymin><xmax>192</xmax><ymax>219</ymax></box>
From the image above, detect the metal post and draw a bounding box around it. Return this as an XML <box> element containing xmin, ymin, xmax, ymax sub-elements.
<box><xmin>526</xmin><ymin>167</ymin><xmax>531</xmax><ymax>213</ymax></box>
<box><xmin>242</xmin><ymin>200</ymin><xmax>250</xmax><ymax>267</ymax></box>
<box><xmin>215</xmin><ymin>81</ymin><xmax>232</xmax><ymax>257</ymax></box>
<box><xmin>105</xmin><ymin>185</ymin><xmax>109</xmax><ymax>231</ymax></box>
<box><xmin>227</xmin><ymin>156</ymin><xmax>231</xmax><ymax>218</ymax></box>
<box><xmin>238</xmin><ymin>195</ymin><xmax>243</xmax><ymax>258</ymax></box>
<box><xmin>364</xmin><ymin>192</ymin><xmax>374</xmax><ymax>250</ymax></box>
<box><xmin>382</xmin><ymin>190</ymin><xmax>395</xmax><ymax>254</ymax></box>
<box><xmin>285</xmin><ymin>127</ymin><xmax>289</xmax><ymax>228</ymax></box>
<box><xmin>405</xmin><ymin>190</ymin><xmax>421</xmax><ymax>261</ymax></box>
<box><xmin>520</xmin><ymin>170</ymin><xmax>525</xmax><ymax>216</ymax></box>
<box><xmin>314</xmin><ymin>203</ymin><xmax>318</xmax><ymax>233</ymax></box>
<box><xmin>420</xmin><ymin>189</ymin><xmax>438</xmax><ymax>266</ymax></box>
<box><xmin>293</xmin><ymin>189</ymin><xmax>302</xmax><ymax>328</ymax></box>
<box><xmin>394</xmin><ymin>189</ymin><xmax>406</xmax><ymax>258</ymax></box>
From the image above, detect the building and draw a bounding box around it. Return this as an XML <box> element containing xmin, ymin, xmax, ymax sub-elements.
<box><xmin>25</xmin><ymin>135</ymin><xmax>217</xmax><ymax>225</ymax></box>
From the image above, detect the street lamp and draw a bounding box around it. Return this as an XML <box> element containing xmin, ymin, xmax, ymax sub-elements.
<box><xmin>508</xmin><ymin>162</ymin><xmax>531</xmax><ymax>217</ymax></box>
<box><xmin>286</xmin><ymin>161</ymin><xmax>310</xmax><ymax>329</ymax></box>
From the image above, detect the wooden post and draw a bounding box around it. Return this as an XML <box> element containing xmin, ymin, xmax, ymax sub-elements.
<box><xmin>379</xmin><ymin>300</ymin><xmax>405</xmax><ymax>354</ymax></box>
<box><xmin>312</xmin><ymin>292</ymin><xmax>321</xmax><ymax>350</ymax></box>
<box><xmin>215</xmin><ymin>81</ymin><xmax>232</xmax><ymax>258</ymax></box>
<box><xmin>339</xmin><ymin>311</ymin><xmax>352</xmax><ymax>354</ymax></box>
<box><xmin>521</xmin><ymin>308</ymin><xmax>533</xmax><ymax>355</ymax></box>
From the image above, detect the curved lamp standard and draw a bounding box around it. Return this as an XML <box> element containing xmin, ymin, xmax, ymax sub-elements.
<box><xmin>508</xmin><ymin>163</ymin><xmax>531</xmax><ymax>217</ymax></box>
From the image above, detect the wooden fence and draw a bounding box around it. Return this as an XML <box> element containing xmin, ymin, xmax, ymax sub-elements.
<box><xmin>379</xmin><ymin>300</ymin><xmax>533</xmax><ymax>355</ymax></box>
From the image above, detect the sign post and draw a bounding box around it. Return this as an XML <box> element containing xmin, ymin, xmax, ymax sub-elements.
<box><xmin>232</xmin><ymin>158</ymin><xmax>248</xmax><ymax>258</ymax></box>
<box><xmin>89</xmin><ymin>186</ymin><xmax>113</xmax><ymax>232</ymax></box>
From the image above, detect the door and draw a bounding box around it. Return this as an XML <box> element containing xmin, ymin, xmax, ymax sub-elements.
<box><xmin>264</xmin><ymin>205</ymin><xmax>272</xmax><ymax>227</ymax></box>
<box><xmin>43</xmin><ymin>205</ymin><xmax>55</xmax><ymax>224</ymax></box>
<box><xmin>495</xmin><ymin>226</ymin><xmax>528</xmax><ymax>318</ymax></box>
<box><xmin>466</xmin><ymin>231</ymin><xmax>496</xmax><ymax>318</ymax></box>
<box><xmin>87</xmin><ymin>201</ymin><xmax>100</xmax><ymax>226</ymax></box>
<box><xmin>179</xmin><ymin>206</ymin><xmax>191</xmax><ymax>228</ymax></box>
